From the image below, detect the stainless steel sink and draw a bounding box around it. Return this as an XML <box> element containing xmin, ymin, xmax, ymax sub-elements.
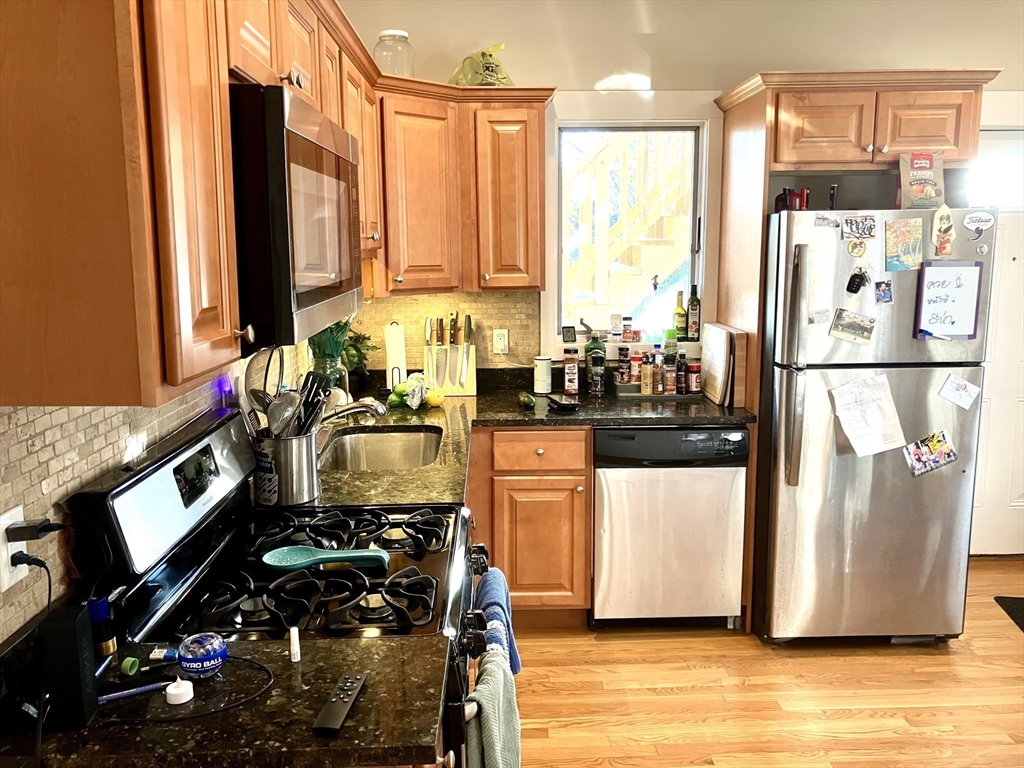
<box><xmin>317</xmin><ymin>425</ymin><xmax>442</xmax><ymax>472</ymax></box>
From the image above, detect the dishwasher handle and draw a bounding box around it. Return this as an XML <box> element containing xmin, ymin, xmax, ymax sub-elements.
<box><xmin>594</xmin><ymin>455</ymin><xmax>749</xmax><ymax>470</ymax></box>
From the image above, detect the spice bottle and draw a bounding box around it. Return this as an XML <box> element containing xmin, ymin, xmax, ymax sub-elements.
<box><xmin>664</xmin><ymin>353</ymin><xmax>677</xmax><ymax>394</ymax></box>
<box><xmin>687</xmin><ymin>361</ymin><xmax>702</xmax><ymax>394</ymax></box>
<box><xmin>618</xmin><ymin>347</ymin><xmax>631</xmax><ymax>384</ymax></box>
<box><xmin>590</xmin><ymin>351</ymin><xmax>605</xmax><ymax>397</ymax></box>
<box><xmin>622</xmin><ymin>316</ymin><xmax>633</xmax><ymax>343</ymax></box>
<box><xmin>652</xmin><ymin>349</ymin><xmax>664</xmax><ymax>395</ymax></box>
<box><xmin>640</xmin><ymin>353</ymin><xmax>653</xmax><ymax>395</ymax></box>
<box><xmin>629</xmin><ymin>354</ymin><xmax>642</xmax><ymax>384</ymax></box>
<box><xmin>677</xmin><ymin>351</ymin><xmax>688</xmax><ymax>394</ymax></box>
<box><xmin>563</xmin><ymin>348</ymin><xmax>580</xmax><ymax>395</ymax></box>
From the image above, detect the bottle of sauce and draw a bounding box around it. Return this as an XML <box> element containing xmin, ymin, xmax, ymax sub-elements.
<box><xmin>584</xmin><ymin>331</ymin><xmax>606</xmax><ymax>393</ymax></box>
<box><xmin>590</xmin><ymin>351</ymin><xmax>605</xmax><ymax>397</ymax></box>
<box><xmin>640</xmin><ymin>353</ymin><xmax>653</xmax><ymax>395</ymax></box>
<box><xmin>774</xmin><ymin>186</ymin><xmax>791</xmax><ymax>213</ymax></box>
<box><xmin>677</xmin><ymin>351</ymin><xmax>688</xmax><ymax>394</ymax></box>
<box><xmin>829</xmin><ymin>184</ymin><xmax>839</xmax><ymax>211</ymax></box>
<box><xmin>629</xmin><ymin>354</ymin><xmax>642</xmax><ymax>384</ymax></box>
<box><xmin>686</xmin><ymin>285</ymin><xmax>701</xmax><ymax>342</ymax></box>
<box><xmin>664</xmin><ymin>352</ymin><xmax>677</xmax><ymax>394</ymax></box>
<box><xmin>563</xmin><ymin>348</ymin><xmax>580</xmax><ymax>395</ymax></box>
<box><xmin>652</xmin><ymin>347</ymin><xmax>664</xmax><ymax>395</ymax></box>
<box><xmin>687</xmin><ymin>361</ymin><xmax>702</xmax><ymax>394</ymax></box>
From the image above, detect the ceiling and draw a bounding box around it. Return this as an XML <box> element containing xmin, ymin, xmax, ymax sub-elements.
<box><xmin>341</xmin><ymin>0</ymin><xmax>1024</xmax><ymax>92</ymax></box>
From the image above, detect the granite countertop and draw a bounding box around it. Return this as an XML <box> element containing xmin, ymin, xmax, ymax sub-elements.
<box><xmin>36</xmin><ymin>636</ymin><xmax>449</xmax><ymax>768</ymax></box>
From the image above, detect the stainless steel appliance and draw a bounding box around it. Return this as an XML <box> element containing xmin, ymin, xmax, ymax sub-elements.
<box><xmin>230</xmin><ymin>85</ymin><xmax>362</xmax><ymax>350</ymax></box>
<box><xmin>593</xmin><ymin>427</ymin><xmax>748</xmax><ymax>624</ymax></box>
<box><xmin>758</xmin><ymin>208</ymin><xmax>998</xmax><ymax>642</ymax></box>
<box><xmin>65</xmin><ymin>409</ymin><xmax>488</xmax><ymax>765</ymax></box>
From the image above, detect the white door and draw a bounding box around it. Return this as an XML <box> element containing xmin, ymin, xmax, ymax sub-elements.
<box><xmin>971</xmin><ymin>130</ymin><xmax>1024</xmax><ymax>554</ymax></box>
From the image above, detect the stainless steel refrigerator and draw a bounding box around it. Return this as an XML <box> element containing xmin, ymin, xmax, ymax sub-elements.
<box><xmin>761</xmin><ymin>208</ymin><xmax>998</xmax><ymax>641</ymax></box>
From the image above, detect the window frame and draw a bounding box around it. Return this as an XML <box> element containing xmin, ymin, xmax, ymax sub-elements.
<box><xmin>550</xmin><ymin>120</ymin><xmax>709</xmax><ymax>348</ymax></box>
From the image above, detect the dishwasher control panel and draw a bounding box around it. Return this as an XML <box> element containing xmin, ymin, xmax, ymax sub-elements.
<box><xmin>594</xmin><ymin>427</ymin><xmax>749</xmax><ymax>468</ymax></box>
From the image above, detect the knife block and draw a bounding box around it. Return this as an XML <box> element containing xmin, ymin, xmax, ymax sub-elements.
<box><xmin>423</xmin><ymin>345</ymin><xmax>476</xmax><ymax>396</ymax></box>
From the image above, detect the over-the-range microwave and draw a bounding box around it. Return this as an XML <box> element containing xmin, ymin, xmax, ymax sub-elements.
<box><xmin>230</xmin><ymin>84</ymin><xmax>362</xmax><ymax>351</ymax></box>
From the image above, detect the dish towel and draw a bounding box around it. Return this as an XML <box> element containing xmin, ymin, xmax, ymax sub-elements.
<box><xmin>475</xmin><ymin>568</ymin><xmax>521</xmax><ymax>673</ymax></box>
<box><xmin>466</xmin><ymin>649</ymin><xmax>520</xmax><ymax>768</ymax></box>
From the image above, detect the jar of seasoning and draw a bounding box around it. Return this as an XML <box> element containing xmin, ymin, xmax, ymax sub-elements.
<box><xmin>533</xmin><ymin>356</ymin><xmax>552</xmax><ymax>394</ymax></box>
<box><xmin>622</xmin><ymin>316</ymin><xmax>633</xmax><ymax>343</ymax></box>
<box><xmin>687</xmin><ymin>361</ymin><xmax>702</xmax><ymax>394</ymax></box>
<box><xmin>629</xmin><ymin>354</ymin><xmax>643</xmax><ymax>384</ymax></box>
<box><xmin>618</xmin><ymin>347</ymin><xmax>631</xmax><ymax>384</ymax></box>
<box><xmin>664</xmin><ymin>353</ymin><xmax>677</xmax><ymax>394</ymax></box>
<box><xmin>563</xmin><ymin>348</ymin><xmax>580</xmax><ymax>395</ymax></box>
<box><xmin>590</xmin><ymin>351</ymin><xmax>605</xmax><ymax>397</ymax></box>
<box><xmin>640</xmin><ymin>354</ymin><xmax>653</xmax><ymax>395</ymax></box>
<box><xmin>677</xmin><ymin>351</ymin><xmax>688</xmax><ymax>394</ymax></box>
<box><xmin>652</xmin><ymin>347</ymin><xmax>664</xmax><ymax>395</ymax></box>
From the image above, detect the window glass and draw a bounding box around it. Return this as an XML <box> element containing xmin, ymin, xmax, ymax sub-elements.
<box><xmin>969</xmin><ymin>130</ymin><xmax>1024</xmax><ymax>209</ymax></box>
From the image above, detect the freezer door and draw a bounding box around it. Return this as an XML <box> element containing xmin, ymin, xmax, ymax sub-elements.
<box><xmin>772</xmin><ymin>209</ymin><xmax>996</xmax><ymax>367</ymax></box>
<box><xmin>594</xmin><ymin>467</ymin><xmax>745</xmax><ymax>619</ymax></box>
<box><xmin>767</xmin><ymin>365</ymin><xmax>983</xmax><ymax>639</ymax></box>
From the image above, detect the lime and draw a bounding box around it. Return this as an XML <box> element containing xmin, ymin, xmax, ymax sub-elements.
<box><xmin>517</xmin><ymin>392</ymin><xmax>536</xmax><ymax>409</ymax></box>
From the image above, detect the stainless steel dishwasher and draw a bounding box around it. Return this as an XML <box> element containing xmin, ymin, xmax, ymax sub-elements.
<box><xmin>593</xmin><ymin>427</ymin><xmax>748</xmax><ymax>624</ymax></box>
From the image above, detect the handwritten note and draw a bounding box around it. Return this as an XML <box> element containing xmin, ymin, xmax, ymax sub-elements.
<box><xmin>916</xmin><ymin>261</ymin><xmax>983</xmax><ymax>340</ymax></box>
<box><xmin>830</xmin><ymin>374</ymin><xmax>906</xmax><ymax>458</ymax></box>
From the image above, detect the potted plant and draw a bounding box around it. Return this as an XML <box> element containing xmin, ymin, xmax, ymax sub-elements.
<box><xmin>308</xmin><ymin>316</ymin><xmax>379</xmax><ymax>394</ymax></box>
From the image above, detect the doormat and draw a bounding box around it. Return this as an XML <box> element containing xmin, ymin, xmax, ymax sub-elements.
<box><xmin>994</xmin><ymin>596</ymin><xmax>1024</xmax><ymax>633</ymax></box>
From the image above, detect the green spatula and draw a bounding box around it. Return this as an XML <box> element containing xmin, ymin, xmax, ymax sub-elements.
<box><xmin>262</xmin><ymin>546</ymin><xmax>390</xmax><ymax>571</ymax></box>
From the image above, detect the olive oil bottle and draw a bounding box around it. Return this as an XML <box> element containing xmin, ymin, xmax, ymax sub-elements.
<box><xmin>686</xmin><ymin>285</ymin><xmax>701</xmax><ymax>342</ymax></box>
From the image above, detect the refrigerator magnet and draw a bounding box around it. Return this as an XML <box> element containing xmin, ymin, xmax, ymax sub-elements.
<box><xmin>903</xmin><ymin>430</ymin><xmax>959</xmax><ymax>477</ymax></box>
<box><xmin>931</xmin><ymin>204</ymin><xmax>956</xmax><ymax>257</ymax></box>
<box><xmin>842</xmin><ymin>214</ymin><xmax>877</xmax><ymax>240</ymax></box>
<box><xmin>962</xmin><ymin>210</ymin><xmax>995</xmax><ymax>241</ymax></box>
<box><xmin>884</xmin><ymin>218</ymin><xmax>924</xmax><ymax>272</ymax></box>
<box><xmin>937</xmin><ymin>373</ymin><xmax>981</xmax><ymax>410</ymax></box>
<box><xmin>847</xmin><ymin>240</ymin><xmax>867</xmax><ymax>258</ymax></box>
<box><xmin>814</xmin><ymin>213</ymin><xmax>840</xmax><ymax>228</ymax></box>
<box><xmin>875</xmin><ymin>280</ymin><xmax>893</xmax><ymax>305</ymax></box>
<box><xmin>829</xmin><ymin>309</ymin><xmax>876</xmax><ymax>345</ymax></box>
<box><xmin>808</xmin><ymin>308</ymin><xmax>832</xmax><ymax>325</ymax></box>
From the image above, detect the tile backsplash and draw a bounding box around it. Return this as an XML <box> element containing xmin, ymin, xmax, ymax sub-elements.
<box><xmin>351</xmin><ymin>292</ymin><xmax>541</xmax><ymax>371</ymax></box>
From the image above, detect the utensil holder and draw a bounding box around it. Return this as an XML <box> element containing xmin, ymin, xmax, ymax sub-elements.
<box><xmin>253</xmin><ymin>432</ymin><xmax>319</xmax><ymax>506</ymax></box>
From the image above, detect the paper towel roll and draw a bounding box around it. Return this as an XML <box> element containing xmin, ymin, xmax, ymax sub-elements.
<box><xmin>383</xmin><ymin>322</ymin><xmax>407</xmax><ymax>389</ymax></box>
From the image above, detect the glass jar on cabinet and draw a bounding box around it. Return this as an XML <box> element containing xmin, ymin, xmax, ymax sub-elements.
<box><xmin>373</xmin><ymin>30</ymin><xmax>414</xmax><ymax>77</ymax></box>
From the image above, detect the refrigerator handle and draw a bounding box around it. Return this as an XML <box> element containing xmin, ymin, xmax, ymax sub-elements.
<box><xmin>785</xmin><ymin>370</ymin><xmax>806</xmax><ymax>487</ymax></box>
<box><xmin>787</xmin><ymin>244</ymin><xmax>809</xmax><ymax>367</ymax></box>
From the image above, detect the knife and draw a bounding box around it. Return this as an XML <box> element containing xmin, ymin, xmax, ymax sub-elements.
<box><xmin>459</xmin><ymin>315</ymin><xmax>472</xmax><ymax>388</ymax></box>
<box><xmin>448</xmin><ymin>311</ymin><xmax>460</xmax><ymax>387</ymax></box>
<box><xmin>435</xmin><ymin>317</ymin><xmax>447</xmax><ymax>387</ymax></box>
<box><xmin>424</xmin><ymin>317</ymin><xmax>435</xmax><ymax>389</ymax></box>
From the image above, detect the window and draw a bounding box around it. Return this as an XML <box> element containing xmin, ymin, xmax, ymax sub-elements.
<box><xmin>558</xmin><ymin>127</ymin><xmax>701</xmax><ymax>334</ymax></box>
<box><xmin>969</xmin><ymin>130</ymin><xmax>1024</xmax><ymax>209</ymax></box>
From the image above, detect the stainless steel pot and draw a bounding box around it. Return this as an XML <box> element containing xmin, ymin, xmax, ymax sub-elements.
<box><xmin>253</xmin><ymin>432</ymin><xmax>319</xmax><ymax>506</ymax></box>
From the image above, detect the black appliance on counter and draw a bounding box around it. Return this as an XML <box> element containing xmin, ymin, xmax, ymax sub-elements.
<box><xmin>65</xmin><ymin>409</ymin><xmax>488</xmax><ymax>765</ymax></box>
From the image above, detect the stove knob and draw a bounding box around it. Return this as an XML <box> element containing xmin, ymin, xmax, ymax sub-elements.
<box><xmin>465</xmin><ymin>609</ymin><xmax>487</xmax><ymax>632</ymax></box>
<box><xmin>460</xmin><ymin>629</ymin><xmax>487</xmax><ymax>659</ymax></box>
<box><xmin>470</xmin><ymin>543</ymin><xmax>490</xmax><ymax>575</ymax></box>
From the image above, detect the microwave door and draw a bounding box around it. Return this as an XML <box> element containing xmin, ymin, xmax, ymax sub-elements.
<box><xmin>288</xmin><ymin>131</ymin><xmax>342</xmax><ymax>293</ymax></box>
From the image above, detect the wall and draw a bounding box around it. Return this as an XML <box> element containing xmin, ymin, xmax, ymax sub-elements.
<box><xmin>352</xmin><ymin>291</ymin><xmax>541</xmax><ymax>370</ymax></box>
<box><xmin>342</xmin><ymin>0</ymin><xmax>1023</xmax><ymax>92</ymax></box>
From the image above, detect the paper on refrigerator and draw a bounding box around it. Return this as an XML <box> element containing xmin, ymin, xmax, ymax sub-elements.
<box><xmin>830</xmin><ymin>374</ymin><xmax>906</xmax><ymax>457</ymax></box>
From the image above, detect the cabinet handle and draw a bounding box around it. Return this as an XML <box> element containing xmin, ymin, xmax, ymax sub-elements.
<box><xmin>864</xmin><ymin>143</ymin><xmax>874</xmax><ymax>153</ymax></box>
<box><xmin>536</xmin><ymin>448</ymin><xmax>545</xmax><ymax>456</ymax></box>
<box><xmin>370</xmin><ymin>231</ymin><xmax>381</xmax><ymax>242</ymax></box>
<box><xmin>483</xmin><ymin>273</ymin><xmax>490</xmax><ymax>281</ymax></box>
<box><xmin>880</xmin><ymin>144</ymin><xmax>890</xmax><ymax>154</ymax></box>
<box><xmin>280</xmin><ymin>69</ymin><xmax>305</xmax><ymax>90</ymax></box>
<box><xmin>439</xmin><ymin>752</ymin><xmax>455</xmax><ymax>768</ymax></box>
<box><xmin>232</xmin><ymin>325</ymin><xmax>255</xmax><ymax>344</ymax></box>
<box><xmin>576</xmin><ymin>485</ymin><xmax>584</xmax><ymax>494</ymax></box>
<box><xmin>470</xmin><ymin>516</ymin><xmax>477</xmax><ymax>530</ymax></box>
<box><xmin>393</xmin><ymin>275</ymin><xmax>404</xmax><ymax>283</ymax></box>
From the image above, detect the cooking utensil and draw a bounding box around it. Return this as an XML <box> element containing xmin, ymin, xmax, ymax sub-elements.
<box><xmin>263</xmin><ymin>346</ymin><xmax>285</xmax><ymax>399</ymax></box>
<box><xmin>424</xmin><ymin>317</ymin><xmax>435</xmax><ymax>389</ymax></box>
<box><xmin>435</xmin><ymin>317</ymin><xmax>447</xmax><ymax>388</ymax></box>
<box><xmin>267</xmin><ymin>391</ymin><xmax>301</xmax><ymax>437</ymax></box>
<box><xmin>244</xmin><ymin>348</ymin><xmax>273</xmax><ymax>405</ymax></box>
<box><xmin>459</xmin><ymin>315</ymin><xmax>472</xmax><ymax>388</ymax></box>
<box><xmin>297</xmin><ymin>390</ymin><xmax>329</xmax><ymax>435</ymax></box>
<box><xmin>238</xmin><ymin>395</ymin><xmax>263</xmax><ymax>439</ymax></box>
<box><xmin>448</xmin><ymin>311</ymin><xmax>459</xmax><ymax>386</ymax></box>
<box><xmin>262</xmin><ymin>546</ymin><xmax>390</xmax><ymax>571</ymax></box>
<box><xmin>248</xmin><ymin>388</ymin><xmax>274</xmax><ymax>414</ymax></box>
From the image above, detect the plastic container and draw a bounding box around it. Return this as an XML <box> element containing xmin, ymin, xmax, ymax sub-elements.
<box><xmin>374</xmin><ymin>30</ymin><xmax>414</xmax><ymax>77</ymax></box>
<box><xmin>563</xmin><ymin>348</ymin><xmax>580</xmax><ymax>395</ymax></box>
<box><xmin>533</xmin><ymin>356</ymin><xmax>552</xmax><ymax>394</ymax></box>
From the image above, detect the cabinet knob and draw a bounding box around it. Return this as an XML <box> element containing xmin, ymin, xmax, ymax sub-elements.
<box><xmin>370</xmin><ymin>231</ymin><xmax>381</xmax><ymax>242</ymax></box>
<box><xmin>483</xmin><ymin>273</ymin><xmax>490</xmax><ymax>281</ymax></box>
<box><xmin>880</xmin><ymin>144</ymin><xmax>890</xmax><ymax>154</ymax></box>
<box><xmin>576</xmin><ymin>485</ymin><xmax>584</xmax><ymax>494</ymax></box>
<box><xmin>536</xmin><ymin>448</ymin><xmax>545</xmax><ymax>456</ymax></box>
<box><xmin>439</xmin><ymin>752</ymin><xmax>455</xmax><ymax>768</ymax></box>
<box><xmin>864</xmin><ymin>143</ymin><xmax>874</xmax><ymax>153</ymax></box>
<box><xmin>280</xmin><ymin>69</ymin><xmax>305</xmax><ymax>90</ymax></box>
<box><xmin>232</xmin><ymin>325</ymin><xmax>255</xmax><ymax>344</ymax></box>
<box><xmin>393</xmin><ymin>275</ymin><xmax>404</xmax><ymax>283</ymax></box>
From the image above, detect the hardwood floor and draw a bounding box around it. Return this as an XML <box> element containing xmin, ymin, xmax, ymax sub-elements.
<box><xmin>514</xmin><ymin>557</ymin><xmax>1024</xmax><ymax>768</ymax></box>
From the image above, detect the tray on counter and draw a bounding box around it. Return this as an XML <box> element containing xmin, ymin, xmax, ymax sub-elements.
<box><xmin>612</xmin><ymin>380</ymin><xmax>705</xmax><ymax>402</ymax></box>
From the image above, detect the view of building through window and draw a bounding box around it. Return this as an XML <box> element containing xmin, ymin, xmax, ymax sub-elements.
<box><xmin>559</xmin><ymin>127</ymin><xmax>700</xmax><ymax>334</ymax></box>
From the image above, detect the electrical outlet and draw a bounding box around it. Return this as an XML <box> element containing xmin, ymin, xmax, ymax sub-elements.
<box><xmin>492</xmin><ymin>329</ymin><xmax>509</xmax><ymax>355</ymax></box>
<box><xmin>1</xmin><ymin>505</ymin><xmax>29</xmax><ymax>592</ymax></box>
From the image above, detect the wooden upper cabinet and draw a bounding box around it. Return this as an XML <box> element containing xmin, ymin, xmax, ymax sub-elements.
<box><xmin>224</xmin><ymin>0</ymin><xmax>281</xmax><ymax>85</ymax></box>
<box><xmin>278</xmin><ymin>0</ymin><xmax>319</xmax><ymax>108</ymax></box>
<box><xmin>382</xmin><ymin>95</ymin><xmax>461</xmax><ymax>292</ymax></box>
<box><xmin>341</xmin><ymin>54</ymin><xmax>366</xmax><ymax>242</ymax></box>
<box><xmin>874</xmin><ymin>90</ymin><xmax>979</xmax><ymax>162</ymax></box>
<box><xmin>475</xmin><ymin>108</ymin><xmax>543</xmax><ymax>289</ymax></box>
<box><xmin>775</xmin><ymin>91</ymin><xmax>877</xmax><ymax>164</ymax></box>
<box><xmin>144</xmin><ymin>0</ymin><xmax>241</xmax><ymax>384</ymax></box>
<box><xmin>318</xmin><ymin>21</ymin><xmax>341</xmax><ymax>125</ymax></box>
<box><xmin>362</xmin><ymin>83</ymin><xmax>383</xmax><ymax>251</ymax></box>
<box><xmin>492</xmin><ymin>475</ymin><xmax>590</xmax><ymax>608</ymax></box>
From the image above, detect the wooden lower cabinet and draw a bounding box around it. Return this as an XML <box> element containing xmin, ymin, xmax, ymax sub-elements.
<box><xmin>492</xmin><ymin>475</ymin><xmax>590</xmax><ymax>608</ymax></box>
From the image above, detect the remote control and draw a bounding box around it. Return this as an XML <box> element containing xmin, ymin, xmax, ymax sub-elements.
<box><xmin>312</xmin><ymin>672</ymin><xmax>367</xmax><ymax>735</ymax></box>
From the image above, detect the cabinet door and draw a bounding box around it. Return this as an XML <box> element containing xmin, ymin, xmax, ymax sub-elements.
<box><xmin>382</xmin><ymin>95</ymin><xmax>461</xmax><ymax>292</ymax></box>
<box><xmin>362</xmin><ymin>84</ymin><xmax>384</xmax><ymax>251</ymax></box>
<box><xmin>341</xmin><ymin>54</ymin><xmax>366</xmax><ymax>243</ymax></box>
<box><xmin>224</xmin><ymin>0</ymin><xmax>280</xmax><ymax>85</ymax></box>
<box><xmin>492</xmin><ymin>475</ymin><xmax>590</xmax><ymax>608</ymax></box>
<box><xmin>278</xmin><ymin>0</ymin><xmax>319</xmax><ymax>108</ymax></box>
<box><xmin>143</xmin><ymin>0</ymin><xmax>241</xmax><ymax>384</ymax></box>
<box><xmin>475</xmin><ymin>108</ymin><xmax>543</xmax><ymax>289</ymax></box>
<box><xmin>318</xmin><ymin>21</ymin><xmax>341</xmax><ymax>125</ymax></box>
<box><xmin>776</xmin><ymin>91</ymin><xmax>876</xmax><ymax>165</ymax></box>
<box><xmin>874</xmin><ymin>90</ymin><xmax>979</xmax><ymax>162</ymax></box>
